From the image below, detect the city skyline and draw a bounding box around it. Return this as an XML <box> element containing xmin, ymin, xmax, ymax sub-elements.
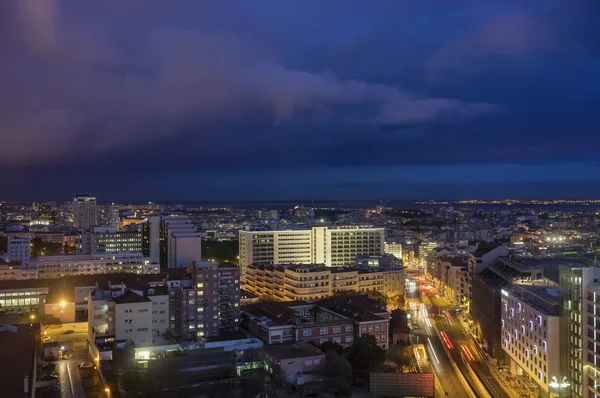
<box><xmin>2</xmin><ymin>1</ymin><xmax>600</xmax><ymax>199</ymax></box>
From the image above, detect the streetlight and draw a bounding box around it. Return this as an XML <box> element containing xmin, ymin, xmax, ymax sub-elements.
<box><xmin>105</xmin><ymin>387</ymin><xmax>110</xmax><ymax>396</ymax></box>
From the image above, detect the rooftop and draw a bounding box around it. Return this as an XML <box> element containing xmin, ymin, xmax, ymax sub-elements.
<box><xmin>264</xmin><ymin>341</ymin><xmax>325</xmax><ymax>360</ymax></box>
<box><xmin>113</xmin><ymin>290</ymin><xmax>151</xmax><ymax>304</ymax></box>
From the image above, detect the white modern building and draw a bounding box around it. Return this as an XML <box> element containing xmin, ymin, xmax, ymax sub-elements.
<box><xmin>73</xmin><ymin>194</ymin><xmax>97</xmax><ymax>228</ymax></box>
<box><xmin>144</xmin><ymin>216</ymin><xmax>203</xmax><ymax>268</ymax></box>
<box><xmin>30</xmin><ymin>253</ymin><xmax>159</xmax><ymax>279</ymax></box>
<box><xmin>501</xmin><ymin>282</ymin><xmax>561</xmax><ymax>397</ymax></box>
<box><xmin>239</xmin><ymin>226</ymin><xmax>385</xmax><ymax>281</ymax></box>
<box><xmin>8</xmin><ymin>235</ymin><xmax>31</xmax><ymax>267</ymax></box>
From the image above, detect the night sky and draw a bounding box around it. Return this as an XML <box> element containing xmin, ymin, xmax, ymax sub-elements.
<box><xmin>1</xmin><ymin>1</ymin><xmax>600</xmax><ymax>201</ymax></box>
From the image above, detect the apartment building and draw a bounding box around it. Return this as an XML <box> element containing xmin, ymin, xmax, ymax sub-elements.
<box><xmin>239</xmin><ymin>226</ymin><xmax>384</xmax><ymax>281</ymax></box>
<box><xmin>245</xmin><ymin>263</ymin><xmax>404</xmax><ymax>302</ymax></box>
<box><xmin>501</xmin><ymin>282</ymin><xmax>561</xmax><ymax>397</ymax></box>
<box><xmin>243</xmin><ymin>301</ymin><xmax>355</xmax><ymax>346</ymax></box>
<box><xmin>7</xmin><ymin>235</ymin><xmax>31</xmax><ymax>267</ymax></box>
<box><xmin>30</xmin><ymin>253</ymin><xmax>159</xmax><ymax>279</ymax></box>
<box><xmin>143</xmin><ymin>215</ymin><xmax>203</xmax><ymax>268</ymax></box>
<box><xmin>466</xmin><ymin>243</ymin><xmax>509</xmax><ymax>315</ymax></box>
<box><xmin>166</xmin><ymin>261</ymin><xmax>240</xmax><ymax>338</ymax></box>
<box><xmin>318</xmin><ymin>294</ymin><xmax>391</xmax><ymax>349</ymax></box>
<box><xmin>437</xmin><ymin>256</ymin><xmax>469</xmax><ymax>306</ymax></box>
<box><xmin>88</xmin><ymin>284</ymin><xmax>169</xmax><ymax>346</ymax></box>
<box><xmin>80</xmin><ymin>227</ymin><xmax>142</xmax><ymax>254</ymax></box>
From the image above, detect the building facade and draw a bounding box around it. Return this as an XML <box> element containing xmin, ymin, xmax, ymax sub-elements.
<box><xmin>239</xmin><ymin>226</ymin><xmax>385</xmax><ymax>281</ymax></box>
<box><xmin>245</xmin><ymin>263</ymin><xmax>404</xmax><ymax>302</ymax></box>
<box><xmin>559</xmin><ymin>265</ymin><xmax>600</xmax><ymax>398</ymax></box>
<box><xmin>143</xmin><ymin>216</ymin><xmax>203</xmax><ymax>268</ymax></box>
<box><xmin>167</xmin><ymin>262</ymin><xmax>240</xmax><ymax>338</ymax></box>
<box><xmin>30</xmin><ymin>253</ymin><xmax>159</xmax><ymax>279</ymax></box>
<box><xmin>7</xmin><ymin>235</ymin><xmax>31</xmax><ymax>267</ymax></box>
<box><xmin>501</xmin><ymin>283</ymin><xmax>561</xmax><ymax>397</ymax></box>
<box><xmin>80</xmin><ymin>227</ymin><xmax>142</xmax><ymax>255</ymax></box>
<box><xmin>73</xmin><ymin>194</ymin><xmax>97</xmax><ymax>228</ymax></box>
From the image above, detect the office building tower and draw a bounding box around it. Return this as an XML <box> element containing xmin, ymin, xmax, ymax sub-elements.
<box><xmin>501</xmin><ymin>282</ymin><xmax>561</xmax><ymax>397</ymax></box>
<box><xmin>79</xmin><ymin>227</ymin><xmax>142</xmax><ymax>255</ymax></box>
<box><xmin>143</xmin><ymin>216</ymin><xmax>203</xmax><ymax>268</ymax></box>
<box><xmin>7</xmin><ymin>235</ymin><xmax>31</xmax><ymax>267</ymax></box>
<box><xmin>73</xmin><ymin>194</ymin><xmax>97</xmax><ymax>228</ymax></box>
<box><xmin>166</xmin><ymin>261</ymin><xmax>240</xmax><ymax>337</ymax></box>
<box><xmin>559</xmin><ymin>264</ymin><xmax>600</xmax><ymax>398</ymax></box>
<box><xmin>238</xmin><ymin>226</ymin><xmax>384</xmax><ymax>281</ymax></box>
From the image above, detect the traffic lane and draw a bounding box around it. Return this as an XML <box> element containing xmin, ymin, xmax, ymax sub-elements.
<box><xmin>411</xmin><ymin>289</ymin><xmax>469</xmax><ymax>397</ymax></box>
<box><xmin>56</xmin><ymin>358</ymin><xmax>73</xmax><ymax>398</ymax></box>
<box><xmin>436</xmin><ymin>317</ymin><xmax>482</xmax><ymax>396</ymax></box>
<box><xmin>438</xmin><ymin>317</ymin><xmax>510</xmax><ymax>398</ymax></box>
<box><xmin>55</xmin><ymin>351</ymin><xmax>87</xmax><ymax>398</ymax></box>
<box><xmin>445</xmin><ymin>315</ymin><xmax>511</xmax><ymax>398</ymax></box>
<box><xmin>423</xmin><ymin>332</ymin><xmax>469</xmax><ymax>398</ymax></box>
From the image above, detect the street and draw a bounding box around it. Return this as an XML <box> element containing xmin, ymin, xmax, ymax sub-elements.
<box><xmin>407</xmin><ymin>283</ymin><xmax>471</xmax><ymax>397</ymax></box>
<box><xmin>429</xmin><ymin>292</ymin><xmax>512</xmax><ymax>398</ymax></box>
<box><xmin>55</xmin><ymin>351</ymin><xmax>87</xmax><ymax>398</ymax></box>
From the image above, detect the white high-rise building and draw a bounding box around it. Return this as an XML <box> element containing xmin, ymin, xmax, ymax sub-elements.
<box><xmin>7</xmin><ymin>235</ymin><xmax>31</xmax><ymax>267</ymax></box>
<box><xmin>73</xmin><ymin>194</ymin><xmax>97</xmax><ymax>228</ymax></box>
<box><xmin>239</xmin><ymin>226</ymin><xmax>384</xmax><ymax>281</ymax></box>
<box><xmin>144</xmin><ymin>216</ymin><xmax>203</xmax><ymax>268</ymax></box>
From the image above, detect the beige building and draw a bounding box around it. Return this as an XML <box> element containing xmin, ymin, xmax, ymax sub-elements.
<box><xmin>246</xmin><ymin>263</ymin><xmax>404</xmax><ymax>302</ymax></box>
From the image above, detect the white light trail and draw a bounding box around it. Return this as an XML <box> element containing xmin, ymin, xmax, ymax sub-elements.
<box><xmin>428</xmin><ymin>338</ymin><xmax>440</xmax><ymax>364</ymax></box>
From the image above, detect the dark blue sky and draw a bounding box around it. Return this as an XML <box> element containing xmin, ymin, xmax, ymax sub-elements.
<box><xmin>1</xmin><ymin>1</ymin><xmax>599</xmax><ymax>201</ymax></box>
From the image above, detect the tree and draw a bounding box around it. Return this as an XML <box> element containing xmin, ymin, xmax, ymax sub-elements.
<box><xmin>310</xmin><ymin>305</ymin><xmax>322</xmax><ymax>323</ymax></box>
<box><xmin>388</xmin><ymin>343</ymin><xmax>415</xmax><ymax>373</ymax></box>
<box><xmin>325</xmin><ymin>350</ymin><xmax>352</xmax><ymax>398</ymax></box>
<box><xmin>332</xmin><ymin>377</ymin><xmax>352</xmax><ymax>398</ymax></box>
<box><xmin>320</xmin><ymin>341</ymin><xmax>343</xmax><ymax>355</ymax></box>
<box><xmin>346</xmin><ymin>335</ymin><xmax>386</xmax><ymax>374</ymax></box>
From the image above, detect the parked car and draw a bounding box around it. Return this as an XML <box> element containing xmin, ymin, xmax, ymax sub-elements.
<box><xmin>41</xmin><ymin>373</ymin><xmax>59</xmax><ymax>381</ymax></box>
<box><xmin>41</xmin><ymin>363</ymin><xmax>57</xmax><ymax>374</ymax></box>
<box><xmin>79</xmin><ymin>362</ymin><xmax>94</xmax><ymax>369</ymax></box>
<box><xmin>63</xmin><ymin>330</ymin><xmax>74</xmax><ymax>335</ymax></box>
<box><xmin>42</xmin><ymin>336</ymin><xmax>52</xmax><ymax>342</ymax></box>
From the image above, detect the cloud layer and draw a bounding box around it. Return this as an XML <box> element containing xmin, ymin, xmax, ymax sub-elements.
<box><xmin>1</xmin><ymin>0</ymin><xmax>599</xmax><ymax>200</ymax></box>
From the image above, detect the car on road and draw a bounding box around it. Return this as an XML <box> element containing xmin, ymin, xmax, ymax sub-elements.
<box><xmin>79</xmin><ymin>361</ymin><xmax>94</xmax><ymax>369</ymax></box>
<box><xmin>63</xmin><ymin>330</ymin><xmax>75</xmax><ymax>335</ymax></box>
<box><xmin>42</xmin><ymin>336</ymin><xmax>52</xmax><ymax>342</ymax></box>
